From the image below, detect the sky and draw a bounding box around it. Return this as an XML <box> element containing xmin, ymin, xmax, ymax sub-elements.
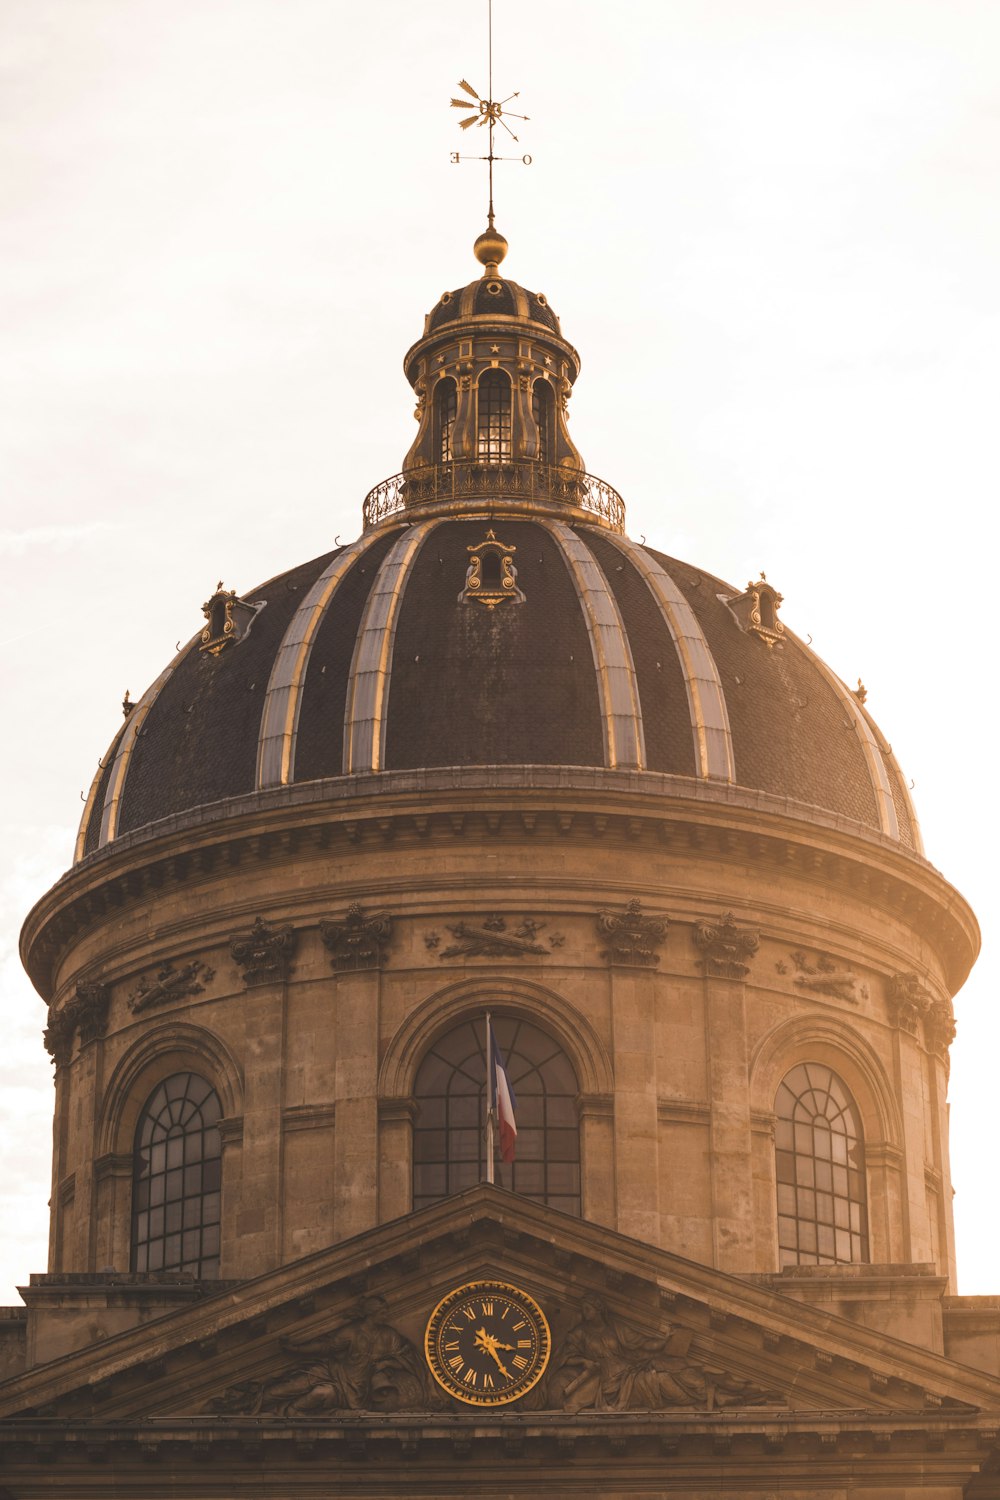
<box><xmin>1</xmin><ymin>0</ymin><xmax>998</xmax><ymax>1301</ymax></box>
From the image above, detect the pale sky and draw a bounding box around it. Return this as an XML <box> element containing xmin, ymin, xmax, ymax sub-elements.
<box><xmin>1</xmin><ymin>0</ymin><xmax>997</xmax><ymax>1301</ymax></box>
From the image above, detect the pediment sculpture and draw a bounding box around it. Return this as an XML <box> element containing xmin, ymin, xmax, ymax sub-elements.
<box><xmin>545</xmin><ymin>1297</ymin><xmax>783</xmax><ymax>1413</ymax></box>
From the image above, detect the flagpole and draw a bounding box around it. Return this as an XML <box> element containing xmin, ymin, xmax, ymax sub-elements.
<box><xmin>485</xmin><ymin>1010</ymin><xmax>495</xmax><ymax>1185</ymax></box>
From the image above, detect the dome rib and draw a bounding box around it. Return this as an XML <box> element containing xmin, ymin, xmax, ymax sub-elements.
<box><xmin>91</xmin><ymin>635</ymin><xmax>198</xmax><ymax>849</ymax></box>
<box><xmin>543</xmin><ymin>521</ymin><xmax>645</xmax><ymax>771</ymax></box>
<box><xmin>256</xmin><ymin>530</ymin><xmax>397</xmax><ymax>789</ymax></box>
<box><xmin>592</xmin><ymin>530</ymin><xmax>735</xmax><ymax>784</ymax></box>
<box><xmin>343</xmin><ymin>523</ymin><xmax>436</xmax><ymax>774</ymax></box>
<box><xmin>784</xmin><ymin>629</ymin><xmax>916</xmax><ymax>851</ymax></box>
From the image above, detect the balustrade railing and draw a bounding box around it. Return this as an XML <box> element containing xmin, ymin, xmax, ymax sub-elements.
<box><xmin>362</xmin><ymin>460</ymin><xmax>625</xmax><ymax>533</ymax></box>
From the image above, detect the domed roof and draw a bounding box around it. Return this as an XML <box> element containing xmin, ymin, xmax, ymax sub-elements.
<box><xmin>76</xmin><ymin>516</ymin><xmax>919</xmax><ymax>861</ymax></box>
<box><xmin>425</xmin><ymin>276</ymin><xmax>563</xmax><ymax>337</ymax></box>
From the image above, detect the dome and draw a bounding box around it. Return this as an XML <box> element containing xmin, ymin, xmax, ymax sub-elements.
<box><xmin>72</xmin><ymin>233</ymin><xmax>920</xmax><ymax>864</ymax></box>
<box><xmin>76</xmin><ymin>520</ymin><xmax>918</xmax><ymax>861</ymax></box>
<box><xmin>425</xmin><ymin>276</ymin><xmax>563</xmax><ymax>336</ymax></box>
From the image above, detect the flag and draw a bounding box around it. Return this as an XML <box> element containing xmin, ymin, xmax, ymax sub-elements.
<box><xmin>489</xmin><ymin>1022</ymin><xmax>518</xmax><ymax>1164</ymax></box>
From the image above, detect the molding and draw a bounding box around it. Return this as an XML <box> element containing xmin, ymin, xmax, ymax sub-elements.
<box><xmin>657</xmin><ymin>1099</ymin><xmax>711</xmax><ymax>1126</ymax></box>
<box><xmin>282</xmin><ymin>1104</ymin><xmax>336</xmax><ymax>1134</ymax></box>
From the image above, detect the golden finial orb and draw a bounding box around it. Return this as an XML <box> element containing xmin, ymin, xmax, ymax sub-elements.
<box><xmin>474</xmin><ymin>222</ymin><xmax>508</xmax><ymax>277</ymax></box>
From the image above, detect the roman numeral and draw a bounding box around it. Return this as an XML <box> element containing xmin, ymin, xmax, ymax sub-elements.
<box><xmin>517</xmin><ymin>1339</ymin><xmax>531</xmax><ymax>1349</ymax></box>
<box><xmin>464</xmin><ymin>1308</ymin><xmax>476</xmax><ymax>1321</ymax></box>
<box><xmin>483</xmin><ymin>1373</ymin><xmax>495</xmax><ymax>1389</ymax></box>
<box><xmin>448</xmin><ymin>1355</ymin><xmax>463</xmax><ymax>1371</ymax></box>
<box><xmin>512</xmin><ymin>1354</ymin><xmax>528</xmax><ymax>1370</ymax></box>
<box><xmin>480</xmin><ymin>1300</ymin><xmax>494</xmax><ymax>1316</ymax></box>
<box><xmin>463</xmin><ymin>1367</ymin><xmax>477</xmax><ymax>1385</ymax></box>
<box><xmin>443</xmin><ymin>1341</ymin><xmax>459</xmax><ymax>1350</ymax></box>
<box><xmin>512</xmin><ymin>1320</ymin><xmax>526</xmax><ymax>1330</ymax></box>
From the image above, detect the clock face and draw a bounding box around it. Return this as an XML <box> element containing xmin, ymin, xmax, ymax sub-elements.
<box><xmin>424</xmin><ymin>1280</ymin><xmax>550</xmax><ymax>1406</ymax></box>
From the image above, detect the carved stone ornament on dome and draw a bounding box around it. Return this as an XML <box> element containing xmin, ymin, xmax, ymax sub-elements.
<box><xmin>320</xmin><ymin>902</ymin><xmax>392</xmax><ymax>972</ymax></box>
<box><xmin>229</xmin><ymin>916</ymin><xmax>297</xmax><ymax>987</ymax></box>
<box><xmin>459</xmin><ymin>529</ymin><xmax>525</xmax><ymax>609</ymax></box>
<box><xmin>886</xmin><ymin>971</ymin><xmax>933</xmax><ymax>1035</ymax></box>
<box><xmin>725</xmin><ymin>572</ymin><xmax>785</xmax><ymax>650</ymax></box>
<box><xmin>128</xmin><ymin>958</ymin><xmax>215</xmax><ymax>1015</ymax></box>
<box><xmin>205</xmin><ymin>1296</ymin><xmax>440</xmax><ymax>1416</ymax></box>
<box><xmin>544</xmin><ymin>1297</ymin><xmax>784</xmax><ymax>1414</ymax></box>
<box><xmin>438</xmin><ymin>914</ymin><xmax>549</xmax><ymax>960</ymax></box>
<box><xmin>43</xmin><ymin>979</ymin><xmax>111</xmax><ymax>1067</ymax></box>
<box><xmin>199</xmin><ymin>580</ymin><xmax>262</xmax><ymax>656</ymax></box>
<box><xmin>597</xmin><ymin>899</ymin><xmax>668</xmax><ymax>967</ymax></box>
<box><xmin>778</xmin><ymin>949</ymin><xmax>867</xmax><ymax>1005</ymax></box>
<box><xmin>692</xmin><ymin>912</ymin><xmax>760</xmax><ymax>979</ymax></box>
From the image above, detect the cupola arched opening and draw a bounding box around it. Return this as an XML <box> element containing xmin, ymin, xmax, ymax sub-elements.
<box><xmin>131</xmin><ymin>1072</ymin><xmax>223</xmax><ymax>1277</ymax></box>
<box><xmin>434</xmin><ymin>377</ymin><xmax>457</xmax><ymax>464</ymax></box>
<box><xmin>531</xmin><ymin>377</ymin><xmax>554</xmax><ymax>464</ymax></box>
<box><xmin>412</xmin><ymin>1014</ymin><xmax>580</xmax><ymax>1215</ymax></box>
<box><xmin>477</xmin><ymin>370</ymin><xmax>512</xmax><ymax>462</ymax></box>
<box><xmin>774</xmin><ymin>1062</ymin><xmax>869</xmax><ymax>1267</ymax></box>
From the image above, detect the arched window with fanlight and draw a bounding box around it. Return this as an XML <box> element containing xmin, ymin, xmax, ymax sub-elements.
<box><xmin>531</xmin><ymin>377</ymin><xmax>554</xmax><ymax>464</ymax></box>
<box><xmin>412</xmin><ymin>1015</ymin><xmax>580</xmax><ymax>1215</ymax></box>
<box><xmin>131</xmin><ymin>1072</ymin><xmax>222</xmax><ymax>1276</ymax></box>
<box><xmin>434</xmin><ymin>377</ymin><xmax>457</xmax><ymax>464</ymax></box>
<box><xmin>774</xmin><ymin>1063</ymin><xmax>869</xmax><ymax>1266</ymax></box>
<box><xmin>477</xmin><ymin>370</ymin><xmax>511</xmax><ymax>461</ymax></box>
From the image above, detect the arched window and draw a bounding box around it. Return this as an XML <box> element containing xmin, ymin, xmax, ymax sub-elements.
<box><xmin>413</xmin><ymin>1015</ymin><xmax>580</xmax><ymax>1215</ymax></box>
<box><xmin>477</xmin><ymin>371</ymin><xmax>511</xmax><ymax>461</ymax></box>
<box><xmin>775</xmin><ymin>1063</ymin><xmax>868</xmax><ymax>1267</ymax></box>
<box><xmin>434</xmin><ymin>377</ymin><xmax>456</xmax><ymax>464</ymax></box>
<box><xmin>131</xmin><ymin>1072</ymin><xmax>222</xmax><ymax>1277</ymax></box>
<box><xmin>531</xmin><ymin>378</ymin><xmax>554</xmax><ymax>464</ymax></box>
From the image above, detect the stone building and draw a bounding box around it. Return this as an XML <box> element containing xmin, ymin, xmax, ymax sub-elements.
<box><xmin>2</xmin><ymin>220</ymin><xmax>999</xmax><ymax>1498</ymax></box>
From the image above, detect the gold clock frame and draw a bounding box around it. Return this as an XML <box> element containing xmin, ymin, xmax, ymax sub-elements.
<box><xmin>424</xmin><ymin>1279</ymin><xmax>551</xmax><ymax>1407</ymax></box>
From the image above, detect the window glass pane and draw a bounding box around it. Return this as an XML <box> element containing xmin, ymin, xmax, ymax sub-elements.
<box><xmin>413</xmin><ymin>1016</ymin><xmax>580</xmax><ymax>1216</ymax></box>
<box><xmin>477</xmin><ymin>372</ymin><xmax>512</xmax><ymax>461</ymax></box>
<box><xmin>131</xmin><ymin>1073</ymin><xmax>223</xmax><ymax>1279</ymax></box>
<box><xmin>773</xmin><ymin>1064</ymin><xmax>868</xmax><ymax>1268</ymax></box>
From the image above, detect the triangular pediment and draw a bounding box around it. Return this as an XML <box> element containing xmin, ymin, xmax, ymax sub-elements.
<box><xmin>2</xmin><ymin>1187</ymin><xmax>999</xmax><ymax>1432</ymax></box>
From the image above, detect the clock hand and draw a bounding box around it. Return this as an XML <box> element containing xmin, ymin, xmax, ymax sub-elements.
<box><xmin>474</xmin><ymin>1327</ymin><xmax>512</xmax><ymax>1378</ymax></box>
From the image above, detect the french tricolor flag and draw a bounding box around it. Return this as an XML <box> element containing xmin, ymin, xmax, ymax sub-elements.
<box><xmin>489</xmin><ymin>1022</ymin><xmax>518</xmax><ymax>1164</ymax></box>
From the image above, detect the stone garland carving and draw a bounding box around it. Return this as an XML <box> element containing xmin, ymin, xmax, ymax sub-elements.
<box><xmin>319</xmin><ymin>903</ymin><xmax>392</xmax><ymax>972</ymax></box>
<box><xmin>692</xmin><ymin>912</ymin><xmax>759</xmax><ymax>979</ymax></box>
<box><xmin>886</xmin><ymin>971</ymin><xmax>932</xmax><ymax>1035</ymax></box>
<box><xmin>128</xmin><ymin>959</ymin><xmax>214</xmax><ymax>1015</ymax></box>
<box><xmin>437</xmin><ymin>915</ymin><xmax>549</xmax><ymax>960</ymax></box>
<box><xmin>43</xmin><ymin>980</ymin><xmax>111</xmax><ymax>1067</ymax></box>
<box><xmin>597</xmin><ymin>900</ymin><xmax>668</xmax><ymax>968</ymax></box>
<box><xmin>777</xmin><ymin>950</ymin><xmax>867</xmax><ymax>1005</ymax></box>
<box><xmin>207</xmin><ymin>1297</ymin><xmax>440</xmax><ymax>1416</ymax></box>
<box><xmin>545</xmin><ymin>1298</ymin><xmax>783</xmax><ymax>1413</ymax></box>
<box><xmin>230</xmin><ymin>916</ymin><xmax>297</xmax><ymax>988</ymax></box>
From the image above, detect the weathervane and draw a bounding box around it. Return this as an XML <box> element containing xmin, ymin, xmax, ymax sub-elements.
<box><xmin>449</xmin><ymin>0</ymin><xmax>531</xmax><ymax>249</ymax></box>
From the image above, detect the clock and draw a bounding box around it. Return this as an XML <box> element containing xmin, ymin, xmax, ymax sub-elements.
<box><xmin>424</xmin><ymin>1279</ymin><xmax>550</xmax><ymax>1406</ymax></box>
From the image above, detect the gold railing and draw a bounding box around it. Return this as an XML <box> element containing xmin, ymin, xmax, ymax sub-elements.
<box><xmin>362</xmin><ymin>460</ymin><xmax>626</xmax><ymax>533</ymax></box>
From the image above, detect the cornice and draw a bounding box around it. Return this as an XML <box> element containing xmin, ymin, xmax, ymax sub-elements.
<box><xmin>21</xmin><ymin>769</ymin><xmax>979</xmax><ymax>1000</ymax></box>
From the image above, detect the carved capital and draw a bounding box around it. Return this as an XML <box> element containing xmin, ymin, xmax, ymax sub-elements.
<box><xmin>230</xmin><ymin>916</ymin><xmax>297</xmax><ymax>988</ymax></box>
<box><xmin>924</xmin><ymin>996</ymin><xmax>957</xmax><ymax>1061</ymax></box>
<box><xmin>43</xmin><ymin>979</ymin><xmax>111</xmax><ymax>1065</ymax></box>
<box><xmin>886</xmin><ymin>971</ymin><xmax>932</xmax><ymax>1035</ymax></box>
<box><xmin>320</xmin><ymin>903</ymin><xmax>392</xmax><ymax>972</ymax></box>
<box><xmin>597</xmin><ymin>899</ymin><xmax>667</xmax><ymax>967</ymax></box>
<box><xmin>692</xmin><ymin>912</ymin><xmax>759</xmax><ymax>979</ymax></box>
